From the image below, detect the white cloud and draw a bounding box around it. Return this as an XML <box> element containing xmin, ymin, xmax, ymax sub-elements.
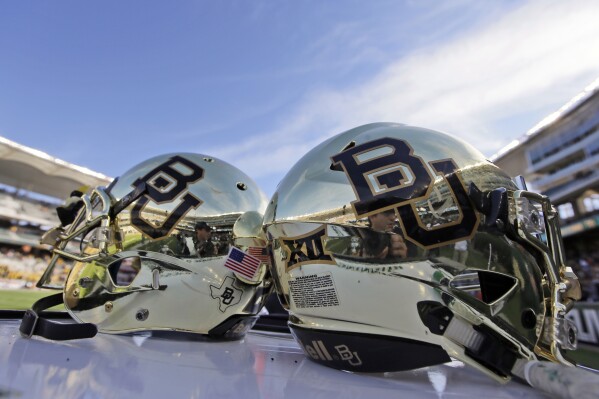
<box><xmin>207</xmin><ymin>0</ymin><xmax>599</xmax><ymax>194</ymax></box>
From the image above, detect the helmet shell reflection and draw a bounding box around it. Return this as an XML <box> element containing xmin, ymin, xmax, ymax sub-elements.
<box><xmin>264</xmin><ymin>123</ymin><xmax>553</xmax><ymax>379</ymax></box>
<box><xmin>62</xmin><ymin>153</ymin><xmax>270</xmax><ymax>338</ymax></box>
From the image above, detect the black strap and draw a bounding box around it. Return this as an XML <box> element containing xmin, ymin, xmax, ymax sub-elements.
<box><xmin>110</xmin><ymin>182</ymin><xmax>147</xmax><ymax>219</ymax></box>
<box><xmin>19</xmin><ymin>293</ymin><xmax>98</xmax><ymax>340</ymax></box>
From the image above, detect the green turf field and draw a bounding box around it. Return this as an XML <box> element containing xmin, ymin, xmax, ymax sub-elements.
<box><xmin>0</xmin><ymin>288</ymin><xmax>64</xmax><ymax>311</ymax></box>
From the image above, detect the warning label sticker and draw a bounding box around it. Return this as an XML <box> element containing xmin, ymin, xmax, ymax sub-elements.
<box><xmin>289</xmin><ymin>272</ymin><xmax>340</xmax><ymax>308</ymax></box>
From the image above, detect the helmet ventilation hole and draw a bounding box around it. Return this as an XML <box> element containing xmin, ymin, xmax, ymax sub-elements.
<box><xmin>477</xmin><ymin>270</ymin><xmax>518</xmax><ymax>304</ymax></box>
<box><xmin>203</xmin><ymin>157</ymin><xmax>214</xmax><ymax>162</ymax></box>
<box><xmin>521</xmin><ymin>308</ymin><xmax>537</xmax><ymax>329</ymax></box>
<box><xmin>108</xmin><ymin>257</ymin><xmax>141</xmax><ymax>286</ymax></box>
<box><xmin>450</xmin><ymin>270</ymin><xmax>517</xmax><ymax>305</ymax></box>
<box><xmin>237</xmin><ymin>182</ymin><xmax>248</xmax><ymax>191</ymax></box>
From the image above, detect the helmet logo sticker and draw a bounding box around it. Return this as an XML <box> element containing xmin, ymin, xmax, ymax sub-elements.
<box><xmin>331</xmin><ymin>137</ymin><xmax>433</xmax><ymax>218</ymax></box>
<box><xmin>131</xmin><ymin>155</ymin><xmax>204</xmax><ymax>239</ymax></box>
<box><xmin>298</xmin><ymin>339</ymin><xmax>362</xmax><ymax>367</ymax></box>
<box><xmin>280</xmin><ymin>225</ymin><xmax>335</xmax><ymax>272</ymax></box>
<box><xmin>397</xmin><ymin>159</ymin><xmax>479</xmax><ymax>248</ymax></box>
<box><xmin>334</xmin><ymin>344</ymin><xmax>363</xmax><ymax>366</ymax></box>
<box><xmin>210</xmin><ymin>276</ymin><xmax>243</xmax><ymax>312</ymax></box>
<box><xmin>332</xmin><ymin>138</ymin><xmax>479</xmax><ymax>249</ymax></box>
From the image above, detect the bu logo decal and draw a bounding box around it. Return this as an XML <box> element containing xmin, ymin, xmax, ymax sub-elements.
<box><xmin>331</xmin><ymin>137</ymin><xmax>432</xmax><ymax>217</ymax></box>
<box><xmin>221</xmin><ymin>287</ymin><xmax>236</xmax><ymax>305</ymax></box>
<box><xmin>210</xmin><ymin>276</ymin><xmax>243</xmax><ymax>312</ymax></box>
<box><xmin>299</xmin><ymin>339</ymin><xmax>363</xmax><ymax>367</ymax></box>
<box><xmin>331</xmin><ymin>138</ymin><xmax>479</xmax><ymax>248</ymax></box>
<box><xmin>131</xmin><ymin>155</ymin><xmax>204</xmax><ymax>239</ymax></box>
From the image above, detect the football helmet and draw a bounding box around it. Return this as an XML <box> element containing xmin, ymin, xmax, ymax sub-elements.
<box><xmin>22</xmin><ymin>153</ymin><xmax>271</xmax><ymax>340</ymax></box>
<box><xmin>264</xmin><ymin>123</ymin><xmax>581</xmax><ymax>381</ymax></box>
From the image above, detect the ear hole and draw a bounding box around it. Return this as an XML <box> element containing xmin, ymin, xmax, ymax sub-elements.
<box><xmin>449</xmin><ymin>270</ymin><xmax>517</xmax><ymax>305</ymax></box>
<box><xmin>108</xmin><ymin>257</ymin><xmax>141</xmax><ymax>286</ymax></box>
<box><xmin>478</xmin><ymin>270</ymin><xmax>518</xmax><ymax>304</ymax></box>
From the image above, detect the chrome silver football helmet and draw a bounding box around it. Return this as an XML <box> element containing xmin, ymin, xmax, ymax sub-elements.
<box><xmin>264</xmin><ymin>123</ymin><xmax>581</xmax><ymax>381</ymax></box>
<box><xmin>22</xmin><ymin>153</ymin><xmax>271</xmax><ymax>340</ymax></box>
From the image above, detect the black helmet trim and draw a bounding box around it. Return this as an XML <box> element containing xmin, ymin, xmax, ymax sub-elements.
<box><xmin>208</xmin><ymin>314</ymin><xmax>260</xmax><ymax>339</ymax></box>
<box><xmin>290</xmin><ymin>324</ymin><xmax>450</xmax><ymax>373</ymax></box>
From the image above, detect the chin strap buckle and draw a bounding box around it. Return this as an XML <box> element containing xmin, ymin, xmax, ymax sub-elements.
<box><xmin>19</xmin><ymin>293</ymin><xmax>98</xmax><ymax>341</ymax></box>
<box><xmin>19</xmin><ymin>309</ymin><xmax>39</xmax><ymax>339</ymax></box>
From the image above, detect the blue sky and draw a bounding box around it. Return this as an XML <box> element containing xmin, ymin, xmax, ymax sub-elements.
<box><xmin>2</xmin><ymin>0</ymin><xmax>599</xmax><ymax>198</ymax></box>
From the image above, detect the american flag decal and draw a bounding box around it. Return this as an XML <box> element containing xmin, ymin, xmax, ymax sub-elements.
<box><xmin>224</xmin><ymin>247</ymin><xmax>261</xmax><ymax>280</ymax></box>
<box><xmin>248</xmin><ymin>246</ymin><xmax>270</xmax><ymax>266</ymax></box>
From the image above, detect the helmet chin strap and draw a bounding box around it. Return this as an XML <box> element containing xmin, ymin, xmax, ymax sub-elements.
<box><xmin>443</xmin><ymin>315</ymin><xmax>599</xmax><ymax>399</ymax></box>
<box><xmin>19</xmin><ymin>293</ymin><xmax>98</xmax><ymax>341</ymax></box>
<box><xmin>108</xmin><ymin>181</ymin><xmax>147</xmax><ymax>219</ymax></box>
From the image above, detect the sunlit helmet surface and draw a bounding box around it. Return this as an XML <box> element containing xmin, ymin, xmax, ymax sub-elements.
<box><xmin>264</xmin><ymin>122</ymin><xmax>580</xmax><ymax>380</ymax></box>
<box><xmin>38</xmin><ymin>153</ymin><xmax>271</xmax><ymax>339</ymax></box>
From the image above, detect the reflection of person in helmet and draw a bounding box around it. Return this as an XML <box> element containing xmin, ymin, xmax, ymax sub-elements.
<box><xmin>368</xmin><ymin>209</ymin><xmax>396</xmax><ymax>232</ymax></box>
<box><xmin>191</xmin><ymin>221</ymin><xmax>216</xmax><ymax>257</ymax></box>
<box><xmin>452</xmin><ymin>240</ymin><xmax>469</xmax><ymax>264</ymax></box>
<box><xmin>361</xmin><ymin>210</ymin><xmax>407</xmax><ymax>258</ymax></box>
<box><xmin>159</xmin><ymin>244</ymin><xmax>175</xmax><ymax>256</ymax></box>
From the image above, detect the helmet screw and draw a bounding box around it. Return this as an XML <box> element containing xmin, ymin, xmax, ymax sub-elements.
<box><xmin>558</xmin><ymin>282</ymin><xmax>567</xmax><ymax>292</ymax></box>
<box><xmin>105</xmin><ymin>302</ymin><xmax>113</xmax><ymax>312</ymax></box>
<box><xmin>79</xmin><ymin>277</ymin><xmax>93</xmax><ymax>287</ymax></box>
<box><xmin>568</xmin><ymin>327</ymin><xmax>576</xmax><ymax>345</ymax></box>
<box><xmin>72</xmin><ymin>288</ymin><xmax>80</xmax><ymax>297</ymax></box>
<box><xmin>136</xmin><ymin>309</ymin><xmax>149</xmax><ymax>321</ymax></box>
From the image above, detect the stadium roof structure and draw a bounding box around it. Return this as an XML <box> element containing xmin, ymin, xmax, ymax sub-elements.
<box><xmin>0</xmin><ymin>136</ymin><xmax>112</xmax><ymax>200</ymax></box>
<box><xmin>490</xmin><ymin>76</ymin><xmax>599</xmax><ymax>162</ymax></box>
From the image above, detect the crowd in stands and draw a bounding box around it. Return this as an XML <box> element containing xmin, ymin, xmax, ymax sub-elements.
<box><xmin>0</xmin><ymin>187</ymin><xmax>65</xmax><ymax>289</ymax></box>
<box><xmin>569</xmin><ymin>250</ymin><xmax>599</xmax><ymax>302</ymax></box>
<box><xmin>0</xmin><ymin>245</ymin><xmax>53</xmax><ymax>288</ymax></box>
<box><xmin>0</xmin><ymin>187</ymin><xmax>59</xmax><ymax>226</ymax></box>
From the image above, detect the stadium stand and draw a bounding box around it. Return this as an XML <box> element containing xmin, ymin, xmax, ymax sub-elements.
<box><xmin>0</xmin><ymin>135</ymin><xmax>112</xmax><ymax>289</ymax></box>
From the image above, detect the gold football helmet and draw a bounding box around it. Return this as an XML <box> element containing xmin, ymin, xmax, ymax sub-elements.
<box><xmin>264</xmin><ymin>123</ymin><xmax>581</xmax><ymax>381</ymax></box>
<box><xmin>22</xmin><ymin>153</ymin><xmax>271</xmax><ymax>340</ymax></box>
